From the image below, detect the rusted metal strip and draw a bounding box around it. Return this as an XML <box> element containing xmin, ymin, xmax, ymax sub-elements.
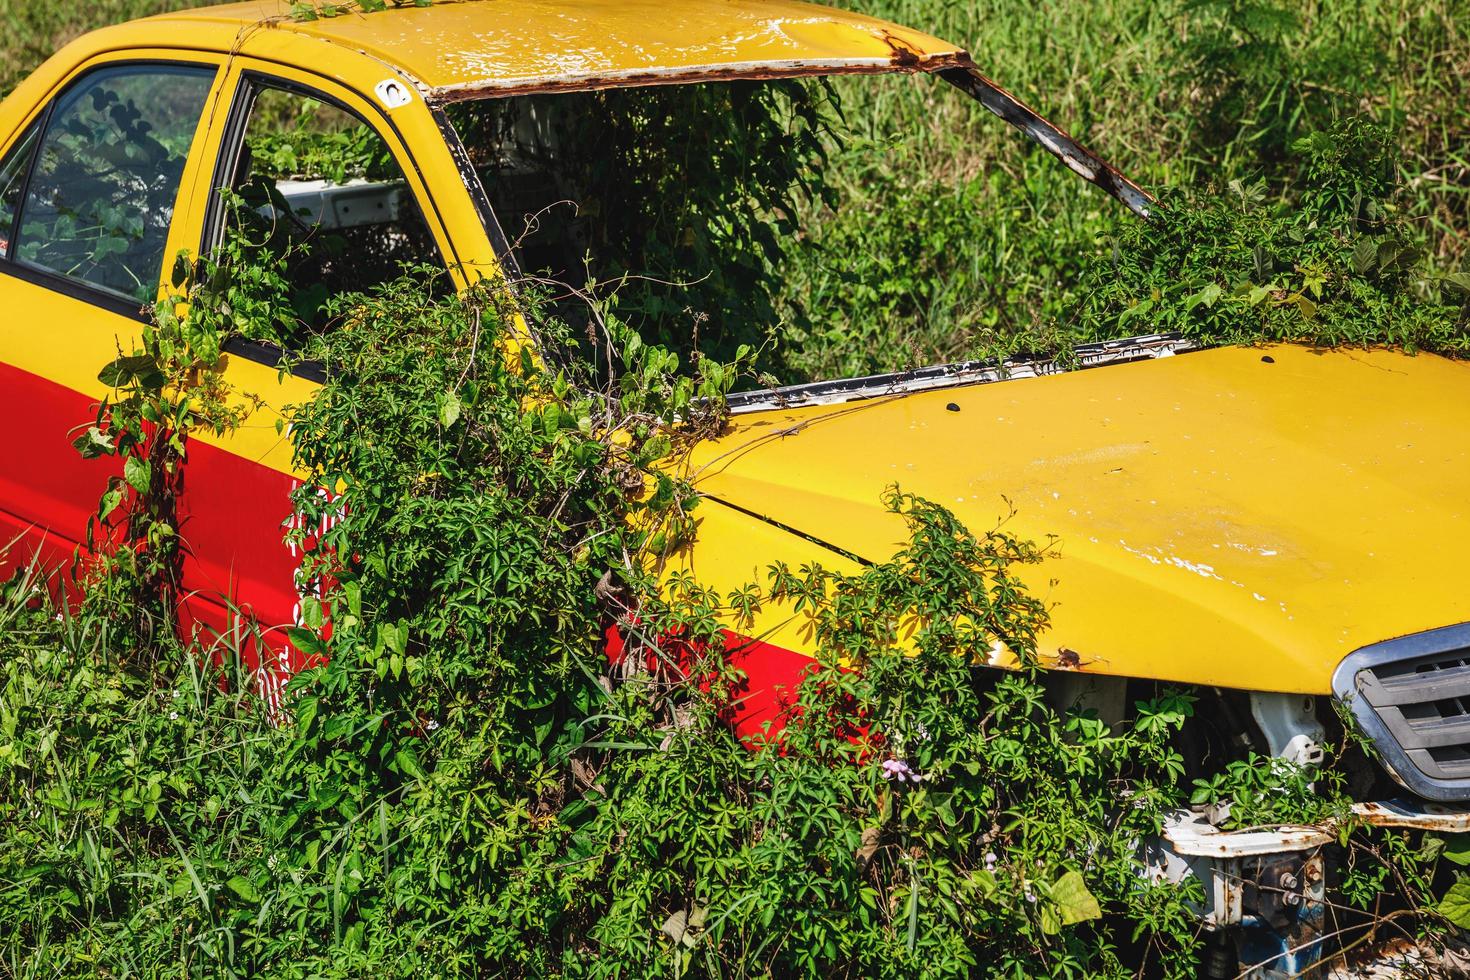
<box><xmin>426</xmin><ymin>49</ymin><xmax>1153</xmax><ymax>220</ymax></box>
<box><xmin>425</xmin><ymin>53</ymin><xmax>974</xmax><ymax>102</ymax></box>
<box><xmin>938</xmin><ymin>66</ymin><xmax>1154</xmax><ymax>219</ymax></box>
<box><xmin>725</xmin><ymin>334</ymin><xmax>1191</xmax><ymax>414</ymax></box>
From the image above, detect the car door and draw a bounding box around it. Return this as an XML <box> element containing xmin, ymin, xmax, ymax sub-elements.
<box><xmin>172</xmin><ymin>59</ymin><xmax>466</xmax><ymax>700</ymax></box>
<box><xmin>0</xmin><ymin>52</ymin><xmax>226</xmax><ymax>587</ymax></box>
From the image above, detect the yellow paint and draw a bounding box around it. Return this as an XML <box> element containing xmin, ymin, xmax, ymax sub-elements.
<box><xmin>0</xmin><ymin>18</ymin><xmax>510</xmax><ymax>479</ymax></box>
<box><xmin>2</xmin><ymin>1</ymin><xmax>1466</xmax><ymax>702</ymax></box>
<box><xmin>145</xmin><ymin>0</ymin><xmax>965</xmax><ymax>95</ymax></box>
<box><xmin>682</xmin><ymin>344</ymin><xmax>1470</xmax><ymax>695</ymax></box>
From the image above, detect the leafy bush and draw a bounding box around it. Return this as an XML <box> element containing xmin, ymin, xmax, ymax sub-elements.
<box><xmin>1</xmin><ymin>273</ymin><xmax>1210</xmax><ymax>978</ymax></box>
<box><xmin>445</xmin><ymin>80</ymin><xmax>835</xmax><ymax>371</ymax></box>
<box><xmin>1070</xmin><ymin>118</ymin><xmax>1470</xmax><ymax>355</ymax></box>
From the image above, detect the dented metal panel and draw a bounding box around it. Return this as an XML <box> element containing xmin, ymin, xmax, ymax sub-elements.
<box><xmin>686</xmin><ymin>344</ymin><xmax>1470</xmax><ymax>697</ymax></box>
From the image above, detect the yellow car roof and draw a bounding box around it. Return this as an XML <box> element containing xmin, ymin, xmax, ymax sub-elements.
<box><xmin>150</xmin><ymin>0</ymin><xmax>970</xmax><ymax>99</ymax></box>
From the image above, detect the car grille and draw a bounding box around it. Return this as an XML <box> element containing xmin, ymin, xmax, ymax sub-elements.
<box><xmin>1334</xmin><ymin>623</ymin><xmax>1470</xmax><ymax>802</ymax></box>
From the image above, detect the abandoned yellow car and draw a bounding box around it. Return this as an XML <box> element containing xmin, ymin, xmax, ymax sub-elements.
<box><xmin>0</xmin><ymin>0</ymin><xmax>1465</xmax><ymax>974</ymax></box>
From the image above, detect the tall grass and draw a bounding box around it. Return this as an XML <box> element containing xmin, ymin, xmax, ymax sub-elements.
<box><xmin>778</xmin><ymin>0</ymin><xmax>1469</xmax><ymax>376</ymax></box>
<box><xmin>0</xmin><ymin>0</ymin><xmax>205</xmax><ymax>95</ymax></box>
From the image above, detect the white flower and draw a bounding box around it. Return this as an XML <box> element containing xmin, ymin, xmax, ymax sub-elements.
<box><xmin>168</xmin><ymin>711</ymin><xmax>179</xmax><ymax>720</ymax></box>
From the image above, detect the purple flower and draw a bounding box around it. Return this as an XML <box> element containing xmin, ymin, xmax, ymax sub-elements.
<box><xmin>880</xmin><ymin>758</ymin><xmax>923</xmax><ymax>784</ymax></box>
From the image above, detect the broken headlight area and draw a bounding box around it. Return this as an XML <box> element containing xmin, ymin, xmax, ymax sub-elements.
<box><xmin>1050</xmin><ymin>675</ymin><xmax>1468</xmax><ymax>978</ymax></box>
<box><xmin>1153</xmin><ymin>800</ymin><xmax>1470</xmax><ymax>979</ymax></box>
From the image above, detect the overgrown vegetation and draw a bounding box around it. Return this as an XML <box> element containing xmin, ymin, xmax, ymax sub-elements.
<box><xmin>2</xmin><ymin>0</ymin><xmax>1470</xmax><ymax>976</ymax></box>
<box><xmin>776</xmin><ymin>0</ymin><xmax>1469</xmax><ymax>378</ymax></box>
<box><xmin>0</xmin><ymin>276</ymin><xmax>1200</xmax><ymax>977</ymax></box>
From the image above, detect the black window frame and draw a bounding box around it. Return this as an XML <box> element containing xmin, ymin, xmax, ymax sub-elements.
<box><xmin>0</xmin><ymin>59</ymin><xmax>219</xmax><ymax>322</ymax></box>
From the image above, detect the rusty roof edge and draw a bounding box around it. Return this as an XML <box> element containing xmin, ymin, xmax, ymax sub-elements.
<box><xmin>424</xmin><ymin>50</ymin><xmax>973</xmax><ymax>103</ymax></box>
<box><xmin>422</xmin><ymin>52</ymin><xmax>1153</xmax><ymax>218</ymax></box>
<box><xmin>940</xmin><ymin>66</ymin><xmax>1154</xmax><ymax>219</ymax></box>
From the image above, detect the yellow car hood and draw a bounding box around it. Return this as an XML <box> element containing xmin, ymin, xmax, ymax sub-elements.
<box><xmin>686</xmin><ymin>343</ymin><xmax>1470</xmax><ymax>694</ymax></box>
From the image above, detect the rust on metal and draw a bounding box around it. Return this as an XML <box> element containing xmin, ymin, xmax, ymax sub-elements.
<box><xmin>1053</xmin><ymin>648</ymin><xmax>1090</xmax><ymax>670</ymax></box>
<box><xmin>1163</xmin><ymin>822</ymin><xmax>1334</xmax><ymax>860</ymax></box>
<box><xmin>1352</xmin><ymin>799</ymin><xmax>1470</xmax><ymax>832</ymax></box>
<box><xmin>937</xmin><ymin>67</ymin><xmax>1153</xmax><ymax>219</ymax></box>
<box><xmin>425</xmin><ymin>46</ymin><xmax>1154</xmax><ymax>221</ymax></box>
<box><xmin>1164</xmin><ymin>799</ymin><xmax>1470</xmax><ymax>864</ymax></box>
<box><xmin>427</xmin><ymin>52</ymin><xmax>976</xmax><ymax>102</ymax></box>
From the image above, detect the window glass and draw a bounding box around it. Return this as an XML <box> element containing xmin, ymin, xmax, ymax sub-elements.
<box><xmin>220</xmin><ymin>83</ymin><xmax>442</xmax><ymax>324</ymax></box>
<box><xmin>0</xmin><ymin>121</ymin><xmax>40</xmax><ymax>259</ymax></box>
<box><xmin>15</xmin><ymin>64</ymin><xmax>214</xmax><ymax>301</ymax></box>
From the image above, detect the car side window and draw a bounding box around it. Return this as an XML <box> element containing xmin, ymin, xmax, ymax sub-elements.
<box><xmin>12</xmin><ymin>64</ymin><xmax>215</xmax><ymax>302</ymax></box>
<box><xmin>215</xmin><ymin>81</ymin><xmax>442</xmax><ymax>326</ymax></box>
<box><xmin>0</xmin><ymin>121</ymin><xmax>41</xmax><ymax>259</ymax></box>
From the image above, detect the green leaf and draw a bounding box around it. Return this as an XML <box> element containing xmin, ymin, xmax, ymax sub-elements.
<box><xmin>1116</xmin><ymin>296</ymin><xmax>1153</xmax><ymax>329</ymax></box>
<box><xmin>1351</xmin><ymin>237</ymin><xmax>1377</xmax><ymax>275</ymax></box>
<box><xmin>641</xmin><ymin>434</ymin><xmax>672</xmax><ymax>463</ymax></box>
<box><xmin>1184</xmin><ymin>282</ymin><xmax>1222</xmax><ymax>312</ymax></box>
<box><xmin>1050</xmin><ymin>870</ymin><xmax>1102</xmax><ymax>927</ymax></box>
<box><xmin>226</xmin><ymin>875</ymin><xmax>260</xmax><ymax>903</ymax></box>
<box><xmin>294</xmin><ymin>696</ymin><xmax>319</xmax><ymax>735</ymax></box>
<box><xmin>170</xmin><ymin>250</ymin><xmax>193</xmax><ymax>288</ymax></box>
<box><xmin>72</xmin><ymin>426</ymin><xmax>115</xmax><ymax>460</ymax></box>
<box><xmin>439</xmin><ymin>390</ymin><xmax>462</xmax><ymax>428</ymax></box>
<box><xmin>123</xmin><ymin>457</ymin><xmax>151</xmax><ymax>494</ymax></box>
<box><xmin>1442</xmin><ymin>272</ymin><xmax>1470</xmax><ymax>299</ymax></box>
<box><xmin>99</xmin><ymin>486</ymin><xmax>124</xmax><ymax>520</ymax></box>
<box><xmin>98</xmin><ymin>354</ymin><xmax>163</xmax><ymax>389</ymax></box>
<box><xmin>395</xmin><ymin>748</ymin><xmax>425</xmax><ymax>781</ymax></box>
<box><xmin>1439</xmin><ymin>878</ymin><xmax>1470</xmax><ymax>928</ymax></box>
<box><xmin>1442</xmin><ymin>834</ymin><xmax>1470</xmax><ymax>867</ymax></box>
<box><xmin>288</xmin><ymin>627</ymin><xmax>323</xmax><ymax>657</ymax></box>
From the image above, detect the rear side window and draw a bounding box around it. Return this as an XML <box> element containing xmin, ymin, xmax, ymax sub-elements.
<box><xmin>12</xmin><ymin>64</ymin><xmax>214</xmax><ymax>302</ymax></box>
<box><xmin>212</xmin><ymin>81</ymin><xmax>443</xmax><ymax>330</ymax></box>
<box><xmin>0</xmin><ymin>121</ymin><xmax>40</xmax><ymax>258</ymax></box>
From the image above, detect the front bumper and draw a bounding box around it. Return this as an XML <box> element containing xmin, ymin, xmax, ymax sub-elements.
<box><xmin>1152</xmin><ymin>798</ymin><xmax>1470</xmax><ymax>979</ymax></box>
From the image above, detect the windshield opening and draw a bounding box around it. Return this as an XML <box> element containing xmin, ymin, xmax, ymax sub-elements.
<box><xmin>443</xmin><ymin>79</ymin><xmax>836</xmax><ymax>381</ymax></box>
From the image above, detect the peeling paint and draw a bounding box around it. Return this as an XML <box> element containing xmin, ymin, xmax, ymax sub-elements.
<box><xmin>937</xmin><ymin>67</ymin><xmax>1153</xmax><ymax>217</ymax></box>
<box><xmin>428</xmin><ymin>51</ymin><xmax>976</xmax><ymax>101</ymax></box>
